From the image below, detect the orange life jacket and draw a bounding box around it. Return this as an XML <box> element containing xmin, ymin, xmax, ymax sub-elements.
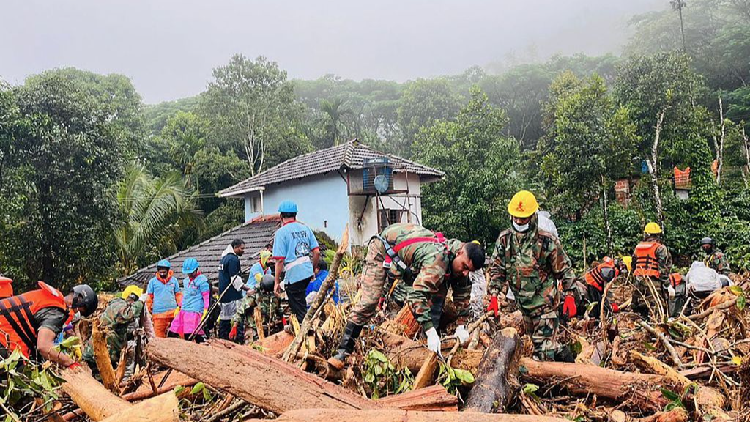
<box><xmin>0</xmin><ymin>277</ymin><xmax>12</xmax><ymax>298</ymax></box>
<box><xmin>0</xmin><ymin>281</ymin><xmax>72</xmax><ymax>358</ymax></box>
<box><xmin>669</xmin><ymin>273</ymin><xmax>683</xmax><ymax>287</ymax></box>
<box><xmin>584</xmin><ymin>259</ymin><xmax>618</xmax><ymax>292</ymax></box>
<box><xmin>634</xmin><ymin>242</ymin><xmax>661</xmax><ymax>277</ymax></box>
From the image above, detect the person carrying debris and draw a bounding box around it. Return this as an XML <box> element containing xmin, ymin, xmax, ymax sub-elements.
<box><xmin>699</xmin><ymin>237</ymin><xmax>729</xmax><ymax>276</ymax></box>
<box><xmin>487</xmin><ymin>190</ymin><xmax>578</xmax><ymax>361</ymax></box>
<box><xmin>632</xmin><ymin>222</ymin><xmax>672</xmax><ymax>320</ymax></box>
<box><xmin>0</xmin><ymin>282</ymin><xmax>97</xmax><ymax>369</ymax></box>
<box><xmin>581</xmin><ymin>257</ymin><xmax>626</xmax><ymax>319</ymax></box>
<box><xmin>169</xmin><ymin>258</ymin><xmax>210</xmax><ymax>342</ymax></box>
<box><xmin>218</xmin><ymin>239</ymin><xmax>249</xmax><ymax>341</ymax></box>
<box><xmin>247</xmin><ymin>250</ymin><xmax>273</xmax><ymax>291</ymax></box>
<box><xmin>328</xmin><ymin>223</ymin><xmax>486</xmax><ymax>369</ymax></box>
<box><xmin>146</xmin><ymin>259</ymin><xmax>182</xmax><ymax>338</ymax></box>
<box><xmin>272</xmin><ymin>201</ymin><xmax>320</xmax><ymax>325</ymax></box>
<box><xmin>83</xmin><ymin>285</ymin><xmax>144</xmax><ymax>374</ymax></box>
<box><xmin>230</xmin><ymin>274</ymin><xmax>283</xmax><ymax>342</ymax></box>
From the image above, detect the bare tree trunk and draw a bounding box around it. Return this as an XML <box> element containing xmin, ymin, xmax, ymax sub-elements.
<box><xmin>716</xmin><ymin>97</ymin><xmax>726</xmax><ymax>185</ymax></box>
<box><xmin>742</xmin><ymin>127</ymin><xmax>750</xmax><ymax>188</ymax></box>
<box><xmin>649</xmin><ymin>109</ymin><xmax>667</xmax><ymax>230</ymax></box>
<box><xmin>602</xmin><ymin>176</ymin><xmax>612</xmax><ymax>256</ymax></box>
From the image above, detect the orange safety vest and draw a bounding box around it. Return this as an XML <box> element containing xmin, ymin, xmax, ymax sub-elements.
<box><xmin>0</xmin><ymin>277</ymin><xmax>12</xmax><ymax>298</ymax></box>
<box><xmin>0</xmin><ymin>281</ymin><xmax>72</xmax><ymax>358</ymax></box>
<box><xmin>669</xmin><ymin>273</ymin><xmax>683</xmax><ymax>287</ymax></box>
<box><xmin>584</xmin><ymin>260</ymin><xmax>618</xmax><ymax>292</ymax></box>
<box><xmin>634</xmin><ymin>242</ymin><xmax>661</xmax><ymax>277</ymax></box>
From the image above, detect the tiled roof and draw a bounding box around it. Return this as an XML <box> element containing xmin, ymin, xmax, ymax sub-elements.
<box><xmin>218</xmin><ymin>139</ymin><xmax>444</xmax><ymax>197</ymax></box>
<box><xmin>118</xmin><ymin>217</ymin><xmax>280</xmax><ymax>287</ymax></box>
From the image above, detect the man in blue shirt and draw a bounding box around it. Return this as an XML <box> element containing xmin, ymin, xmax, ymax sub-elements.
<box><xmin>272</xmin><ymin>201</ymin><xmax>320</xmax><ymax>324</ymax></box>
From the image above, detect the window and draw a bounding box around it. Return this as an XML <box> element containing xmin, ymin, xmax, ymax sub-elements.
<box><xmin>379</xmin><ymin>209</ymin><xmax>404</xmax><ymax>232</ymax></box>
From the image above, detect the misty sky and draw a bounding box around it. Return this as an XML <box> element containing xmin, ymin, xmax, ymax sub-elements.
<box><xmin>2</xmin><ymin>0</ymin><xmax>664</xmax><ymax>103</ymax></box>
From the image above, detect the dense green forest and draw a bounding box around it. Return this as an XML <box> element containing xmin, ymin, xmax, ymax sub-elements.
<box><xmin>1</xmin><ymin>0</ymin><xmax>749</xmax><ymax>292</ymax></box>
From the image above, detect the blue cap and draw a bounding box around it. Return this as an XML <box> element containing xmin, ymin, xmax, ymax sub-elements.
<box><xmin>182</xmin><ymin>258</ymin><xmax>199</xmax><ymax>274</ymax></box>
<box><xmin>156</xmin><ymin>259</ymin><xmax>171</xmax><ymax>269</ymax></box>
<box><xmin>278</xmin><ymin>200</ymin><xmax>298</xmax><ymax>213</ymax></box>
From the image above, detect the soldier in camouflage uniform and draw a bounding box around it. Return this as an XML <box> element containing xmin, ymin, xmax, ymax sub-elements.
<box><xmin>390</xmin><ymin>272</ymin><xmax>470</xmax><ymax>331</ymax></box>
<box><xmin>230</xmin><ymin>274</ymin><xmax>282</xmax><ymax>342</ymax></box>
<box><xmin>488</xmin><ymin>190</ymin><xmax>578</xmax><ymax>361</ymax></box>
<box><xmin>327</xmin><ymin>223</ymin><xmax>485</xmax><ymax>369</ymax></box>
<box><xmin>83</xmin><ymin>287</ymin><xmax>144</xmax><ymax>374</ymax></box>
<box><xmin>632</xmin><ymin>222</ymin><xmax>673</xmax><ymax>319</ymax></box>
<box><xmin>700</xmin><ymin>237</ymin><xmax>729</xmax><ymax>275</ymax></box>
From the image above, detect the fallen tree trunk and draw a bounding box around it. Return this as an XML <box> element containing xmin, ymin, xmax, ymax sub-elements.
<box><xmin>380</xmin><ymin>331</ymin><xmax>428</xmax><ymax>373</ymax></box>
<box><xmin>245</xmin><ymin>409</ymin><xmax>571</xmax><ymax>422</ymax></box>
<box><xmin>61</xmin><ymin>370</ymin><xmax>132</xmax><ymax>421</ymax></box>
<box><xmin>464</xmin><ymin>328</ymin><xmax>520</xmax><ymax>413</ymax></box>
<box><xmin>377</xmin><ymin>385</ymin><xmax>458</xmax><ymax>412</ymax></box>
<box><xmin>100</xmin><ymin>392</ymin><xmax>179</xmax><ymax>422</ymax></box>
<box><xmin>92</xmin><ymin>321</ymin><xmax>119</xmax><ymax>393</ymax></box>
<box><xmin>148</xmin><ymin>337</ymin><xmax>378</xmax><ymax>414</ymax></box>
<box><xmin>121</xmin><ymin>370</ymin><xmax>196</xmax><ymax>401</ymax></box>
<box><xmin>254</xmin><ymin>330</ymin><xmax>295</xmax><ymax>357</ymax></box>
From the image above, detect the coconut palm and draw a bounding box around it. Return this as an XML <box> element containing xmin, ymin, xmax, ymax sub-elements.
<box><xmin>320</xmin><ymin>98</ymin><xmax>352</xmax><ymax>147</ymax></box>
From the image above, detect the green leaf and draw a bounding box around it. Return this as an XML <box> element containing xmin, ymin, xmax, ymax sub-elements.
<box><xmin>191</xmin><ymin>382</ymin><xmax>205</xmax><ymax>394</ymax></box>
<box><xmin>728</xmin><ymin>286</ymin><xmax>743</xmax><ymax>296</ymax></box>
<box><xmin>660</xmin><ymin>388</ymin><xmax>679</xmax><ymax>401</ymax></box>
<box><xmin>523</xmin><ymin>383</ymin><xmax>540</xmax><ymax>394</ymax></box>
<box><xmin>453</xmin><ymin>369</ymin><xmax>475</xmax><ymax>384</ymax></box>
<box><xmin>174</xmin><ymin>386</ymin><xmax>185</xmax><ymax>395</ymax></box>
<box><xmin>373</xmin><ymin>365</ymin><xmax>383</xmax><ymax>376</ymax></box>
<box><xmin>364</xmin><ymin>373</ymin><xmax>375</xmax><ymax>383</ymax></box>
<box><xmin>737</xmin><ymin>295</ymin><xmax>746</xmax><ymax>311</ymax></box>
<box><xmin>368</xmin><ymin>350</ymin><xmax>388</xmax><ymax>363</ymax></box>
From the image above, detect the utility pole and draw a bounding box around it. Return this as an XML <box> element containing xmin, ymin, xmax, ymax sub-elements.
<box><xmin>670</xmin><ymin>0</ymin><xmax>687</xmax><ymax>52</ymax></box>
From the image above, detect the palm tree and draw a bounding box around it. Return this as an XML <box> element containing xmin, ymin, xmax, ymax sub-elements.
<box><xmin>115</xmin><ymin>165</ymin><xmax>203</xmax><ymax>275</ymax></box>
<box><xmin>320</xmin><ymin>98</ymin><xmax>352</xmax><ymax>147</ymax></box>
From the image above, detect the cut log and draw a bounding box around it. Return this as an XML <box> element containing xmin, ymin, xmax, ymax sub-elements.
<box><xmin>254</xmin><ymin>330</ymin><xmax>294</xmax><ymax>357</ymax></box>
<box><xmin>464</xmin><ymin>328</ymin><xmax>521</xmax><ymax>413</ymax></box>
<box><xmin>148</xmin><ymin>337</ymin><xmax>378</xmax><ymax>414</ymax></box>
<box><xmin>283</xmin><ymin>225</ymin><xmax>348</xmax><ymax>362</ymax></box>
<box><xmin>254</xmin><ymin>306</ymin><xmax>265</xmax><ymax>341</ymax></box>
<box><xmin>382</xmin><ymin>305</ymin><xmax>420</xmax><ymax>338</ymax></box>
<box><xmin>121</xmin><ymin>370</ymin><xmax>197</xmax><ymax>401</ymax></box>
<box><xmin>412</xmin><ymin>352</ymin><xmax>439</xmax><ymax>389</ymax></box>
<box><xmin>92</xmin><ymin>321</ymin><xmax>119</xmax><ymax>393</ymax></box>
<box><xmin>61</xmin><ymin>370</ymin><xmax>131</xmax><ymax>421</ymax></box>
<box><xmin>380</xmin><ymin>331</ymin><xmax>429</xmax><ymax>373</ymax></box>
<box><xmin>452</xmin><ymin>349</ymin><xmax>484</xmax><ymax>374</ymax></box>
<box><xmin>378</xmin><ymin>385</ymin><xmax>458</xmax><ymax>412</ymax></box>
<box><xmin>245</xmin><ymin>409</ymin><xmax>571</xmax><ymax>422</ymax></box>
<box><xmin>100</xmin><ymin>392</ymin><xmax>179</xmax><ymax>422</ymax></box>
<box><xmin>518</xmin><ymin>358</ymin><xmax>668</xmax><ymax>411</ymax></box>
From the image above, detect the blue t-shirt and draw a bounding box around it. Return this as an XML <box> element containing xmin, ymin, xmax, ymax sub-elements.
<box><xmin>146</xmin><ymin>276</ymin><xmax>181</xmax><ymax>314</ymax></box>
<box><xmin>305</xmin><ymin>270</ymin><xmax>340</xmax><ymax>304</ymax></box>
<box><xmin>272</xmin><ymin>221</ymin><xmax>319</xmax><ymax>284</ymax></box>
<box><xmin>181</xmin><ymin>274</ymin><xmax>209</xmax><ymax>313</ymax></box>
<box><xmin>247</xmin><ymin>262</ymin><xmax>271</xmax><ymax>290</ymax></box>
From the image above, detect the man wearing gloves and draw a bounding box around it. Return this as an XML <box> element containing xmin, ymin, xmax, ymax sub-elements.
<box><xmin>146</xmin><ymin>259</ymin><xmax>182</xmax><ymax>338</ymax></box>
<box><xmin>488</xmin><ymin>190</ymin><xmax>577</xmax><ymax>361</ymax></box>
<box><xmin>169</xmin><ymin>258</ymin><xmax>210</xmax><ymax>342</ymax></box>
<box><xmin>327</xmin><ymin>222</ymin><xmax>485</xmax><ymax>370</ymax></box>
<box><xmin>218</xmin><ymin>239</ymin><xmax>248</xmax><ymax>341</ymax></box>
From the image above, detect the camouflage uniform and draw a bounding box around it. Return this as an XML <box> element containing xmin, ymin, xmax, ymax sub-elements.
<box><xmin>389</xmin><ymin>273</ymin><xmax>471</xmax><ymax>331</ymax></box>
<box><xmin>632</xmin><ymin>236</ymin><xmax>672</xmax><ymax>319</ymax></box>
<box><xmin>83</xmin><ymin>297</ymin><xmax>144</xmax><ymax>370</ymax></box>
<box><xmin>703</xmin><ymin>249</ymin><xmax>729</xmax><ymax>275</ymax></box>
<box><xmin>349</xmin><ymin>223</ymin><xmax>471</xmax><ymax>331</ymax></box>
<box><xmin>488</xmin><ymin>214</ymin><xmax>576</xmax><ymax>360</ymax></box>
<box><xmin>231</xmin><ymin>289</ymin><xmax>282</xmax><ymax>341</ymax></box>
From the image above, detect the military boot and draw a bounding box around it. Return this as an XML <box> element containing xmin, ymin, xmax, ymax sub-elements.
<box><xmin>327</xmin><ymin>322</ymin><xmax>363</xmax><ymax>370</ymax></box>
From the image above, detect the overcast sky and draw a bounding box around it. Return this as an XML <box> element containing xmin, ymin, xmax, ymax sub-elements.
<box><xmin>2</xmin><ymin>0</ymin><xmax>664</xmax><ymax>103</ymax></box>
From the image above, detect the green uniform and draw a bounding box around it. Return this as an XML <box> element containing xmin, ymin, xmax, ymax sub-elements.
<box><xmin>350</xmin><ymin>223</ymin><xmax>470</xmax><ymax>331</ymax></box>
<box><xmin>488</xmin><ymin>214</ymin><xmax>576</xmax><ymax>360</ymax></box>
<box><xmin>83</xmin><ymin>297</ymin><xmax>144</xmax><ymax>369</ymax></box>
<box><xmin>703</xmin><ymin>249</ymin><xmax>729</xmax><ymax>275</ymax></box>
<box><xmin>231</xmin><ymin>289</ymin><xmax>282</xmax><ymax>340</ymax></box>
<box><xmin>632</xmin><ymin>236</ymin><xmax>672</xmax><ymax>319</ymax></box>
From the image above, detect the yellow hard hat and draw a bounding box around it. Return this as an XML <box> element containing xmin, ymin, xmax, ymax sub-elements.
<box><xmin>644</xmin><ymin>222</ymin><xmax>662</xmax><ymax>234</ymax></box>
<box><xmin>122</xmin><ymin>285</ymin><xmax>144</xmax><ymax>300</ymax></box>
<box><xmin>508</xmin><ymin>190</ymin><xmax>539</xmax><ymax>218</ymax></box>
<box><xmin>260</xmin><ymin>250</ymin><xmax>271</xmax><ymax>266</ymax></box>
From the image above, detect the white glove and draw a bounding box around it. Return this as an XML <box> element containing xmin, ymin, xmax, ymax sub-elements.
<box><xmin>231</xmin><ymin>275</ymin><xmax>244</xmax><ymax>290</ymax></box>
<box><xmin>426</xmin><ymin>327</ymin><xmax>441</xmax><ymax>356</ymax></box>
<box><xmin>139</xmin><ymin>293</ymin><xmax>149</xmax><ymax>302</ymax></box>
<box><xmin>455</xmin><ymin>325</ymin><xmax>470</xmax><ymax>344</ymax></box>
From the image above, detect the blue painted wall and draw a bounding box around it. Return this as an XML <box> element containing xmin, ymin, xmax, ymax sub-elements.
<box><xmin>244</xmin><ymin>173</ymin><xmax>349</xmax><ymax>242</ymax></box>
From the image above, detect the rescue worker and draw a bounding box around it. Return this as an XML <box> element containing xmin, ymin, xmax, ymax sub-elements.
<box><xmin>0</xmin><ymin>282</ymin><xmax>97</xmax><ymax>369</ymax></box>
<box><xmin>218</xmin><ymin>239</ymin><xmax>250</xmax><ymax>341</ymax></box>
<box><xmin>669</xmin><ymin>273</ymin><xmax>688</xmax><ymax>317</ymax></box>
<box><xmin>632</xmin><ymin>222</ymin><xmax>672</xmax><ymax>320</ymax></box>
<box><xmin>83</xmin><ymin>285</ymin><xmax>144</xmax><ymax>374</ymax></box>
<box><xmin>230</xmin><ymin>274</ymin><xmax>283</xmax><ymax>342</ymax></box>
<box><xmin>248</xmin><ymin>250</ymin><xmax>272</xmax><ymax>290</ymax></box>
<box><xmin>272</xmin><ymin>201</ymin><xmax>320</xmax><ymax>324</ymax></box>
<box><xmin>328</xmin><ymin>222</ymin><xmax>485</xmax><ymax>369</ymax></box>
<box><xmin>169</xmin><ymin>258</ymin><xmax>210</xmax><ymax>342</ymax></box>
<box><xmin>700</xmin><ymin>237</ymin><xmax>729</xmax><ymax>275</ymax></box>
<box><xmin>146</xmin><ymin>259</ymin><xmax>182</xmax><ymax>338</ymax></box>
<box><xmin>582</xmin><ymin>257</ymin><xmax>626</xmax><ymax>319</ymax></box>
<box><xmin>487</xmin><ymin>190</ymin><xmax>578</xmax><ymax>361</ymax></box>
<box><xmin>0</xmin><ymin>276</ymin><xmax>13</xmax><ymax>298</ymax></box>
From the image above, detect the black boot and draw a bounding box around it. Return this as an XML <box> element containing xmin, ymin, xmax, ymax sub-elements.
<box><xmin>328</xmin><ymin>322</ymin><xmax>363</xmax><ymax>369</ymax></box>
